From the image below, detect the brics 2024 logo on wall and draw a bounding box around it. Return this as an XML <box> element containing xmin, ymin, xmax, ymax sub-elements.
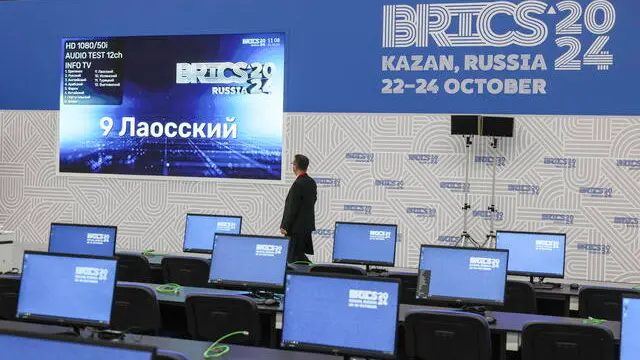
<box><xmin>407</xmin><ymin>207</ymin><xmax>437</xmax><ymax>218</ymax></box>
<box><xmin>508</xmin><ymin>184</ymin><xmax>540</xmax><ymax>195</ymax></box>
<box><xmin>408</xmin><ymin>154</ymin><xmax>439</xmax><ymax>165</ymax></box>
<box><xmin>345</xmin><ymin>152</ymin><xmax>374</xmax><ymax>163</ymax></box>
<box><xmin>544</xmin><ymin>157</ymin><xmax>577</xmax><ymax>169</ymax></box>
<box><xmin>438</xmin><ymin>235</ymin><xmax>460</xmax><ymax>244</ymax></box>
<box><xmin>579</xmin><ymin>187</ymin><xmax>613</xmax><ymax>198</ymax></box>
<box><xmin>316</xmin><ymin>177</ymin><xmax>341</xmax><ymax>187</ymax></box>
<box><xmin>542</xmin><ymin>213</ymin><xmax>574</xmax><ymax>225</ymax></box>
<box><xmin>313</xmin><ymin>229</ymin><xmax>335</xmax><ymax>237</ymax></box>
<box><xmin>375</xmin><ymin>179</ymin><xmax>404</xmax><ymax>190</ymax></box>
<box><xmin>344</xmin><ymin>204</ymin><xmax>373</xmax><ymax>215</ymax></box>
<box><xmin>473</xmin><ymin>210</ymin><xmax>504</xmax><ymax>221</ymax></box>
<box><xmin>616</xmin><ymin>159</ymin><xmax>640</xmax><ymax>171</ymax></box>
<box><xmin>440</xmin><ymin>181</ymin><xmax>470</xmax><ymax>193</ymax></box>
<box><xmin>475</xmin><ymin>156</ymin><xmax>506</xmax><ymax>167</ymax></box>
<box><xmin>577</xmin><ymin>243</ymin><xmax>611</xmax><ymax>255</ymax></box>
<box><xmin>613</xmin><ymin>217</ymin><xmax>639</xmax><ymax>228</ymax></box>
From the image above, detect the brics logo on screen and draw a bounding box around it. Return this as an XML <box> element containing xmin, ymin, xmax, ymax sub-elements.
<box><xmin>86</xmin><ymin>233</ymin><xmax>110</xmax><ymax>245</ymax></box>
<box><xmin>535</xmin><ymin>240</ymin><xmax>559</xmax><ymax>251</ymax></box>
<box><xmin>468</xmin><ymin>257</ymin><xmax>500</xmax><ymax>271</ymax></box>
<box><xmin>74</xmin><ymin>267</ymin><xmax>109</xmax><ymax>284</ymax></box>
<box><xmin>216</xmin><ymin>222</ymin><xmax>237</xmax><ymax>232</ymax></box>
<box><xmin>348</xmin><ymin>289</ymin><xmax>389</xmax><ymax>309</ymax></box>
<box><xmin>255</xmin><ymin>244</ymin><xmax>282</xmax><ymax>257</ymax></box>
<box><xmin>369</xmin><ymin>230</ymin><xmax>392</xmax><ymax>241</ymax></box>
<box><xmin>242</xmin><ymin>38</ymin><xmax>267</xmax><ymax>47</ymax></box>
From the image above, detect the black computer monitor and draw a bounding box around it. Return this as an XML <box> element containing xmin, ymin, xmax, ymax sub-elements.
<box><xmin>496</xmin><ymin>231</ymin><xmax>566</xmax><ymax>279</ymax></box>
<box><xmin>16</xmin><ymin>251</ymin><xmax>118</xmax><ymax>328</ymax></box>
<box><xmin>332</xmin><ymin>222</ymin><xmax>398</xmax><ymax>268</ymax></box>
<box><xmin>0</xmin><ymin>328</ymin><xmax>156</xmax><ymax>359</ymax></box>
<box><xmin>621</xmin><ymin>295</ymin><xmax>640</xmax><ymax>360</ymax></box>
<box><xmin>208</xmin><ymin>234</ymin><xmax>289</xmax><ymax>291</ymax></box>
<box><xmin>417</xmin><ymin>245</ymin><xmax>509</xmax><ymax>306</ymax></box>
<box><xmin>182</xmin><ymin>214</ymin><xmax>242</xmax><ymax>254</ymax></box>
<box><xmin>281</xmin><ymin>272</ymin><xmax>400</xmax><ymax>359</ymax></box>
<box><xmin>49</xmin><ymin>223</ymin><xmax>117</xmax><ymax>257</ymax></box>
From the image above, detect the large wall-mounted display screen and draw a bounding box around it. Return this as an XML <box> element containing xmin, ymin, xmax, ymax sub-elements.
<box><xmin>59</xmin><ymin>32</ymin><xmax>285</xmax><ymax>180</ymax></box>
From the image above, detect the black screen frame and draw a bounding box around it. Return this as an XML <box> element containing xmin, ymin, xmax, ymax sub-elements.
<box><xmin>495</xmin><ymin>230</ymin><xmax>567</xmax><ymax>279</ymax></box>
<box><xmin>280</xmin><ymin>271</ymin><xmax>401</xmax><ymax>360</ymax></box>
<box><xmin>331</xmin><ymin>221</ymin><xmax>398</xmax><ymax>267</ymax></box>
<box><xmin>48</xmin><ymin>222</ymin><xmax>118</xmax><ymax>257</ymax></box>
<box><xmin>208</xmin><ymin>234</ymin><xmax>290</xmax><ymax>292</ymax></box>
<box><xmin>0</xmin><ymin>328</ymin><xmax>156</xmax><ymax>359</ymax></box>
<box><xmin>16</xmin><ymin>251</ymin><xmax>118</xmax><ymax>329</ymax></box>
<box><xmin>182</xmin><ymin>213</ymin><xmax>243</xmax><ymax>254</ymax></box>
<box><xmin>416</xmin><ymin>244</ymin><xmax>509</xmax><ymax>307</ymax></box>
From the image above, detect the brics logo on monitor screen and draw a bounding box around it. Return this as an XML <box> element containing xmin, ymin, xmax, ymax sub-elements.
<box><xmin>255</xmin><ymin>244</ymin><xmax>283</xmax><ymax>257</ymax></box>
<box><xmin>535</xmin><ymin>240</ymin><xmax>560</xmax><ymax>251</ymax></box>
<box><xmin>468</xmin><ymin>257</ymin><xmax>500</xmax><ymax>271</ymax></box>
<box><xmin>369</xmin><ymin>230</ymin><xmax>392</xmax><ymax>241</ymax></box>
<box><xmin>74</xmin><ymin>267</ymin><xmax>109</xmax><ymax>284</ymax></box>
<box><xmin>216</xmin><ymin>222</ymin><xmax>237</xmax><ymax>232</ymax></box>
<box><xmin>348</xmin><ymin>289</ymin><xmax>389</xmax><ymax>309</ymax></box>
<box><xmin>86</xmin><ymin>233</ymin><xmax>110</xmax><ymax>245</ymax></box>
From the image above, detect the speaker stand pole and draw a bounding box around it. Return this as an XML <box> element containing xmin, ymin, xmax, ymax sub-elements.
<box><xmin>483</xmin><ymin>137</ymin><xmax>499</xmax><ymax>248</ymax></box>
<box><xmin>456</xmin><ymin>135</ymin><xmax>480</xmax><ymax>248</ymax></box>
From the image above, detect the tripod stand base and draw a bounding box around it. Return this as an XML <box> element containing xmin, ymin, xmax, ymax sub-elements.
<box><xmin>455</xmin><ymin>232</ymin><xmax>481</xmax><ymax>247</ymax></box>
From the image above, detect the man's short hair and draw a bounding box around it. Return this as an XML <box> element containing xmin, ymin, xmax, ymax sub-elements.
<box><xmin>294</xmin><ymin>154</ymin><xmax>310</xmax><ymax>171</ymax></box>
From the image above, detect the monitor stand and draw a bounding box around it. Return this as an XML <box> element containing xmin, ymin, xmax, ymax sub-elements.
<box><xmin>56</xmin><ymin>325</ymin><xmax>82</xmax><ymax>337</ymax></box>
<box><xmin>246</xmin><ymin>290</ymin><xmax>280</xmax><ymax>306</ymax></box>
<box><xmin>365</xmin><ymin>265</ymin><xmax>387</xmax><ymax>275</ymax></box>
<box><xmin>530</xmin><ymin>276</ymin><xmax>561</xmax><ymax>290</ymax></box>
<box><xmin>460</xmin><ymin>305</ymin><xmax>496</xmax><ymax>324</ymax></box>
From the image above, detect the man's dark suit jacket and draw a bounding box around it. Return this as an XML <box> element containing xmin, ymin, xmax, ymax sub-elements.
<box><xmin>280</xmin><ymin>173</ymin><xmax>317</xmax><ymax>255</ymax></box>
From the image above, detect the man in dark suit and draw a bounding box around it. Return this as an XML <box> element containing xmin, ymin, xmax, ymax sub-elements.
<box><xmin>280</xmin><ymin>154</ymin><xmax>317</xmax><ymax>263</ymax></box>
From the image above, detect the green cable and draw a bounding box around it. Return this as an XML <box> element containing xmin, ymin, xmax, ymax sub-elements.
<box><xmin>142</xmin><ymin>249</ymin><xmax>167</xmax><ymax>256</ymax></box>
<box><xmin>289</xmin><ymin>261</ymin><xmax>312</xmax><ymax>265</ymax></box>
<box><xmin>155</xmin><ymin>283</ymin><xmax>182</xmax><ymax>294</ymax></box>
<box><xmin>582</xmin><ymin>317</ymin><xmax>607</xmax><ymax>325</ymax></box>
<box><xmin>203</xmin><ymin>331</ymin><xmax>249</xmax><ymax>358</ymax></box>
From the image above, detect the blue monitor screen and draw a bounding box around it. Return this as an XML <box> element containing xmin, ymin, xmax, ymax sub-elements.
<box><xmin>209</xmin><ymin>235</ymin><xmax>289</xmax><ymax>289</ymax></box>
<box><xmin>0</xmin><ymin>332</ymin><xmax>154</xmax><ymax>360</ymax></box>
<box><xmin>183</xmin><ymin>214</ymin><xmax>242</xmax><ymax>253</ymax></box>
<box><xmin>16</xmin><ymin>252</ymin><xmax>117</xmax><ymax>327</ymax></box>
<box><xmin>281</xmin><ymin>273</ymin><xmax>399</xmax><ymax>359</ymax></box>
<box><xmin>496</xmin><ymin>231</ymin><xmax>566</xmax><ymax>278</ymax></box>
<box><xmin>333</xmin><ymin>222</ymin><xmax>398</xmax><ymax>266</ymax></box>
<box><xmin>417</xmin><ymin>246</ymin><xmax>508</xmax><ymax>305</ymax></box>
<box><xmin>49</xmin><ymin>224</ymin><xmax>117</xmax><ymax>257</ymax></box>
<box><xmin>621</xmin><ymin>297</ymin><xmax>640</xmax><ymax>360</ymax></box>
